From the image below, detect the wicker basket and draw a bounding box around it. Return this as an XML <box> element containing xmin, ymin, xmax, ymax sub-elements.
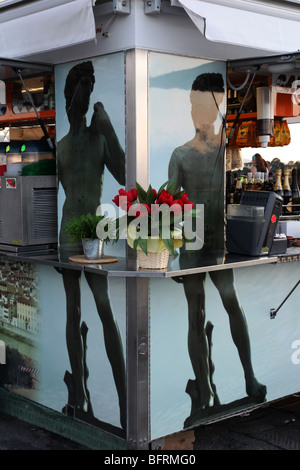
<box><xmin>137</xmin><ymin>249</ymin><xmax>170</xmax><ymax>269</ymax></box>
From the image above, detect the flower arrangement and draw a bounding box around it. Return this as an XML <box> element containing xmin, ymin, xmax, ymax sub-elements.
<box><xmin>112</xmin><ymin>181</ymin><xmax>194</xmax><ymax>256</ymax></box>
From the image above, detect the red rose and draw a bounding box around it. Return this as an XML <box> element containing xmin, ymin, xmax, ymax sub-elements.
<box><xmin>171</xmin><ymin>200</ymin><xmax>184</xmax><ymax>215</ymax></box>
<box><xmin>184</xmin><ymin>202</ymin><xmax>193</xmax><ymax>212</ymax></box>
<box><xmin>150</xmin><ymin>204</ymin><xmax>159</xmax><ymax>215</ymax></box>
<box><xmin>179</xmin><ymin>192</ymin><xmax>193</xmax><ymax>211</ymax></box>
<box><xmin>118</xmin><ymin>188</ymin><xmax>128</xmax><ymax>197</ymax></box>
<box><xmin>157</xmin><ymin>189</ymin><xmax>173</xmax><ymax>206</ymax></box>
<box><xmin>112</xmin><ymin>195</ymin><xmax>120</xmax><ymax>206</ymax></box>
<box><xmin>138</xmin><ymin>203</ymin><xmax>150</xmax><ymax>217</ymax></box>
<box><xmin>127</xmin><ymin>188</ymin><xmax>138</xmax><ymax>202</ymax></box>
<box><xmin>129</xmin><ymin>203</ymin><xmax>150</xmax><ymax>218</ymax></box>
<box><xmin>113</xmin><ymin>188</ymin><xmax>128</xmax><ymax>206</ymax></box>
<box><xmin>120</xmin><ymin>199</ymin><xmax>132</xmax><ymax>212</ymax></box>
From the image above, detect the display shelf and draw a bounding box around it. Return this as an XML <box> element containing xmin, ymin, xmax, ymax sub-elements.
<box><xmin>0</xmin><ymin>81</ymin><xmax>55</xmax><ymax>125</ymax></box>
<box><xmin>227</xmin><ymin>112</ymin><xmax>257</xmax><ymax>121</ymax></box>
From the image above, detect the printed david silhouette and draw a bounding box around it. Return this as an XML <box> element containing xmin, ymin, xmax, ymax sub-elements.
<box><xmin>57</xmin><ymin>60</ymin><xmax>126</xmax><ymax>429</ymax></box>
<box><xmin>168</xmin><ymin>72</ymin><xmax>266</xmax><ymax>426</ymax></box>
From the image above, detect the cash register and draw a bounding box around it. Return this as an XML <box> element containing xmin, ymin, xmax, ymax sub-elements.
<box><xmin>226</xmin><ymin>190</ymin><xmax>285</xmax><ymax>256</ymax></box>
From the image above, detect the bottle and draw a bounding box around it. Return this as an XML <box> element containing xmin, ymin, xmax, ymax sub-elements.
<box><xmin>253</xmin><ymin>172</ymin><xmax>262</xmax><ymax>191</ymax></box>
<box><xmin>48</xmin><ymin>82</ymin><xmax>55</xmax><ymax>110</ymax></box>
<box><xmin>241</xmin><ymin>176</ymin><xmax>247</xmax><ymax>192</ymax></box>
<box><xmin>43</xmin><ymin>79</ymin><xmax>50</xmax><ymax>110</ymax></box>
<box><xmin>274</xmin><ymin>169</ymin><xmax>283</xmax><ymax>197</ymax></box>
<box><xmin>262</xmin><ymin>172</ymin><xmax>267</xmax><ymax>190</ymax></box>
<box><xmin>226</xmin><ymin>171</ymin><xmax>232</xmax><ymax>207</ymax></box>
<box><xmin>230</xmin><ymin>172</ymin><xmax>238</xmax><ymax>203</ymax></box>
<box><xmin>258</xmin><ymin>172</ymin><xmax>264</xmax><ymax>190</ymax></box>
<box><xmin>291</xmin><ymin>168</ymin><xmax>300</xmax><ymax>214</ymax></box>
<box><xmin>267</xmin><ymin>172</ymin><xmax>274</xmax><ymax>191</ymax></box>
<box><xmin>233</xmin><ymin>177</ymin><xmax>243</xmax><ymax>204</ymax></box>
<box><xmin>283</xmin><ymin>169</ymin><xmax>292</xmax><ymax>214</ymax></box>
<box><xmin>246</xmin><ymin>172</ymin><xmax>253</xmax><ymax>190</ymax></box>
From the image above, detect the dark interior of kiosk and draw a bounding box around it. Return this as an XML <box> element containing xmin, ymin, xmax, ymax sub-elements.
<box><xmin>0</xmin><ymin>54</ymin><xmax>300</xmax><ymax>258</ymax></box>
<box><xmin>226</xmin><ymin>52</ymin><xmax>300</xmax><ymax>257</ymax></box>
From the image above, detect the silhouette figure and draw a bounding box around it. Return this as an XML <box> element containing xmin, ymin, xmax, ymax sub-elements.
<box><xmin>57</xmin><ymin>60</ymin><xmax>126</xmax><ymax>429</ymax></box>
<box><xmin>168</xmin><ymin>73</ymin><xmax>266</xmax><ymax>423</ymax></box>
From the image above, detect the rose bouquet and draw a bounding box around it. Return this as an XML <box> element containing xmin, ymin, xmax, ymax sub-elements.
<box><xmin>112</xmin><ymin>181</ymin><xmax>195</xmax><ymax>256</ymax></box>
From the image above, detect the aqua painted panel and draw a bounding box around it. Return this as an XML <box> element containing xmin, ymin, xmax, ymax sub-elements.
<box><xmin>150</xmin><ymin>261</ymin><xmax>300</xmax><ymax>439</ymax></box>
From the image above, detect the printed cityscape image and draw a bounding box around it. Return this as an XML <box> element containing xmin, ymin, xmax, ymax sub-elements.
<box><xmin>0</xmin><ymin>256</ymin><xmax>40</xmax><ymax>398</ymax></box>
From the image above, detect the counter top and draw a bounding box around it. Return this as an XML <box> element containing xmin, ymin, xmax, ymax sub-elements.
<box><xmin>0</xmin><ymin>246</ymin><xmax>299</xmax><ymax>278</ymax></box>
<box><xmin>0</xmin><ymin>245</ymin><xmax>293</xmax><ymax>278</ymax></box>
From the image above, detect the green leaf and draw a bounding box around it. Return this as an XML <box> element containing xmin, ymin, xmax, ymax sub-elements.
<box><xmin>137</xmin><ymin>237</ymin><xmax>148</xmax><ymax>255</ymax></box>
<box><xmin>146</xmin><ymin>184</ymin><xmax>156</xmax><ymax>205</ymax></box>
<box><xmin>173</xmin><ymin>190</ymin><xmax>185</xmax><ymax>200</ymax></box>
<box><xmin>162</xmin><ymin>237</ymin><xmax>174</xmax><ymax>255</ymax></box>
<box><xmin>157</xmin><ymin>180</ymin><xmax>168</xmax><ymax>197</ymax></box>
<box><xmin>166</xmin><ymin>180</ymin><xmax>177</xmax><ymax>194</ymax></box>
<box><xmin>133</xmin><ymin>238</ymin><xmax>139</xmax><ymax>253</ymax></box>
<box><xmin>136</xmin><ymin>182</ymin><xmax>147</xmax><ymax>203</ymax></box>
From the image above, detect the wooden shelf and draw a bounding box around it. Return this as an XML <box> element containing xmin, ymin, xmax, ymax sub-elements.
<box><xmin>0</xmin><ymin>109</ymin><xmax>55</xmax><ymax>124</ymax></box>
<box><xmin>227</xmin><ymin>112</ymin><xmax>257</xmax><ymax>121</ymax></box>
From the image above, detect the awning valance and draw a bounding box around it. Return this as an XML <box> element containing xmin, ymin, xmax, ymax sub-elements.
<box><xmin>173</xmin><ymin>0</ymin><xmax>300</xmax><ymax>53</ymax></box>
<box><xmin>0</xmin><ymin>0</ymin><xmax>96</xmax><ymax>59</ymax></box>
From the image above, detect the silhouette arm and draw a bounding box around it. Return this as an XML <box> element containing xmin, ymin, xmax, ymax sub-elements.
<box><xmin>90</xmin><ymin>102</ymin><xmax>125</xmax><ymax>185</ymax></box>
<box><xmin>168</xmin><ymin>150</ymin><xmax>183</xmax><ymax>191</ymax></box>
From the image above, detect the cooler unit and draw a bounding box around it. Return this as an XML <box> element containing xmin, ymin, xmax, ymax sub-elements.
<box><xmin>0</xmin><ymin>175</ymin><xmax>57</xmax><ymax>251</ymax></box>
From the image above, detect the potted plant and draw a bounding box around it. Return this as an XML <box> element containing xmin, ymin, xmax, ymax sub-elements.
<box><xmin>64</xmin><ymin>213</ymin><xmax>110</xmax><ymax>260</ymax></box>
<box><xmin>112</xmin><ymin>181</ymin><xmax>195</xmax><ymax>269</ymax></box>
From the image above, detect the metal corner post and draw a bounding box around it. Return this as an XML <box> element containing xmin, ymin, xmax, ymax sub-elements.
<box><xmin>126</xmin><ymin>277</ymin><xmax>150</xmax><ymax>449</ymax></box>
<box><xmin>125</xmin><ymin>48</ymin><xmax>151</xmax><ymax>449</ymax></box>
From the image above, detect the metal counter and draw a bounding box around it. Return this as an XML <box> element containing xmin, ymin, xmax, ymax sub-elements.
<box><xmin>0</xmin><ymin>246</ymin><xmax>291</xmax><ymax>278</ymax></box>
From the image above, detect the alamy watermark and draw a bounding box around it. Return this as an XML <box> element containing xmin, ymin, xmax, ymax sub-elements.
<box><xmin>95</xmin><ymin>200</ymin><xmax>204</xmax><ymax>251</ymax></box>
<box><xmin>291</xmin><ymin>340</ymin><xmax>300</xmax><ymax>365</ymax></box>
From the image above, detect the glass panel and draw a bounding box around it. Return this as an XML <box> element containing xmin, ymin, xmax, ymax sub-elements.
<box><xmin>0</xmin><ymin>80</ymin><xmax>6</xmax><ymax>115</ymax></box>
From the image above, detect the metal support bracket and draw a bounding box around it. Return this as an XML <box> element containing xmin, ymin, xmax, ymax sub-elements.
<box><xmin>113</xmin><ymin>0</ymin><xmax>130</xmax><ymax>14</ymax></box>
<box><xmin>144</xmin><ymin>0</ymin><xmax>184</xmax><ymax>15</ymax></box>
<box><xmin>144</xmin><ymin>0</ymin><xmax>162</xmax><ymax>14</ymax></box>
<box><xmin>270</xmin><ymin>279</ymin><xmax>300</xmax><ymax>319</ymax></box>
<box><xmin>94</xmin><ymin>0</ymin><xmax>130</xmax><ymax>15</ymax></box>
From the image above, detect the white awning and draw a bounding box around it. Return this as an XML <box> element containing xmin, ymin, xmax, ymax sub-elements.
<box><xmin>0</xmin><ymin>0</ymin><xmax>96</xmax><ymax>59</ymax></box>
<box><xmin>174</xmin><ymin>0</ymin><xmax>300</xmax><ymax>53</ymax></box>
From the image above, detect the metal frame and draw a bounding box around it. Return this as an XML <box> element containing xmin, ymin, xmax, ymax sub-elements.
<box><xmin>125</xmin><ymin>49</ymin><xmax>151</xmax><ymax>450</ymax></box>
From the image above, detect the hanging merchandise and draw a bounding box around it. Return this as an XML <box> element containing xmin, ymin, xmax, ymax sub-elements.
<box><xmin>271</xmin><ymin>120</ymin><xmax>291</xmax><ymax>147</ymax></box>
<box><xmin>271</xmin><ymin>120</ymin><xmax>281</xmax><ymax>146</ymax></box>
<box><xmin>226</xmin><ymin>148</ymin><xmax>243</xmax><ymax>171</ymax></box>
<box><xmin>279</xmin><ymin>120</ymin><xmax>291</xmax><ymax>146</ymax></box>
<box><xmin>236</xmin><ymin>121</ymin><xmax>256</xmax><ymax>147</ymax></box>
<box><xmin>231</xmin><ymin>148</ymin><xmax>243</xmax><ymax>170</ymax></box>
<box><xmin>229</xmin><ymin>119</ymin><xmax>291</xmax><ymax>149</ymax></box>
<box><xmin>226</xmin><ymin>121</ymin><xmax>238</xmax><ymax>147</ymax></box>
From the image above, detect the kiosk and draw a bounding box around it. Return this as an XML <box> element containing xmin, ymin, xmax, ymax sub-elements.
<box><xmin>0</xmin><ymin>0</ymin><xmax>300</xmax><ymax>450</ymax></box>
